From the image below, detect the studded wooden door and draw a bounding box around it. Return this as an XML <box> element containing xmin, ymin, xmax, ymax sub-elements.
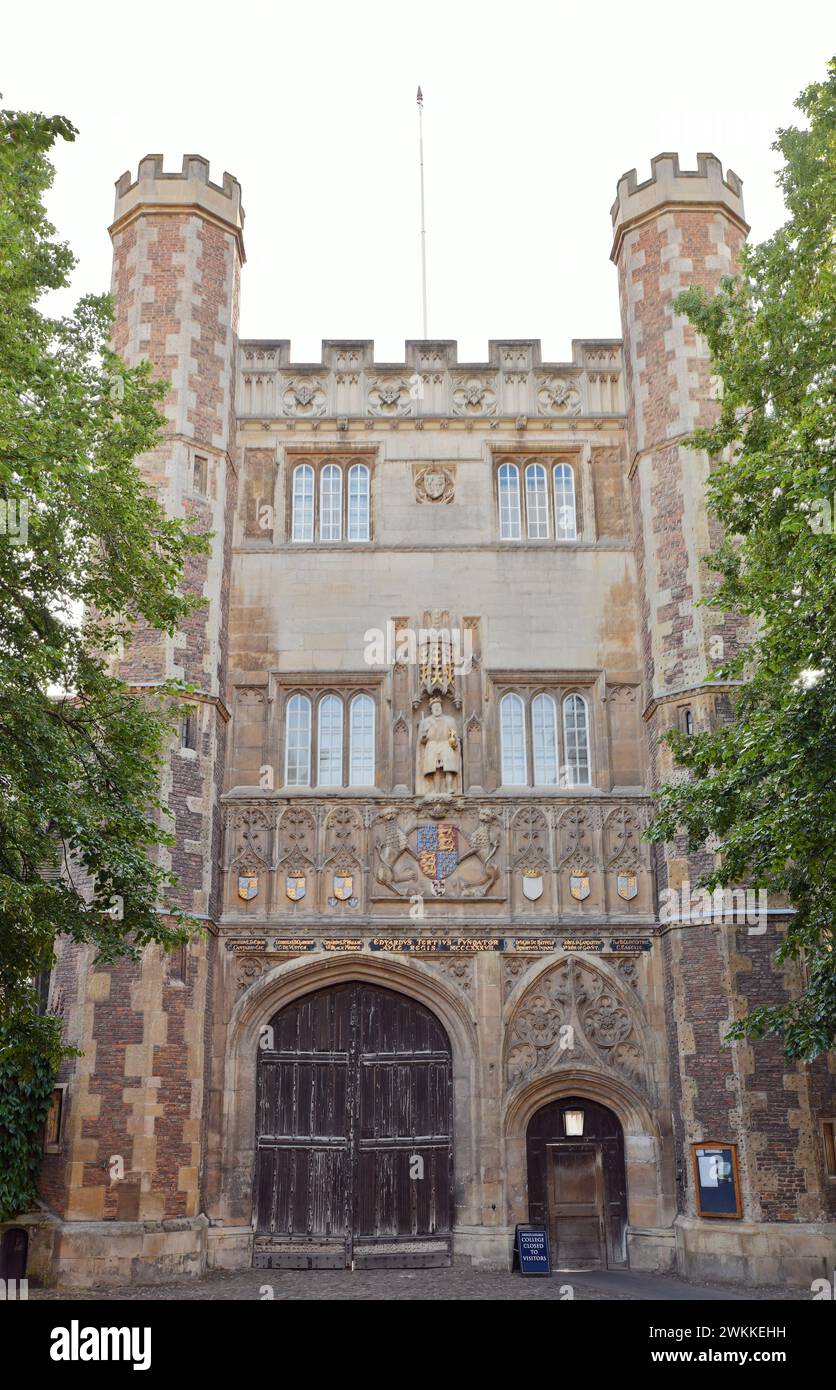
<box><xmin>253</xmin><ymin>982</ymin><xmax>453</xmax><ymax>1269</ymax></box>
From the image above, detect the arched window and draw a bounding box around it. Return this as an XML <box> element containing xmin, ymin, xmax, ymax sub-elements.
<box><xmin>285</xmin><ymin>693</ymin><xmax>312</xmax><ymax>786</ymax></box>
<box><xmin>349</xmin><ymin>693</ymin><xmax>375</xmax><ymax>785</ymax></box>
<box><xmin>317</xmin><ymin>694</ymin><xmax>343</xmax><ymax>786</ymax></box>
<box><xmin>319</xmin><ymin>463</ymin><xmax>342</xmax><ymax>541</ymax></box>
<box><xmin>347</xmin><ymin>463</ymin><xmax>370</xmax><ymax>542</ymax></box>
<box><xmin>563</xmin><ymin>693</ymin><xmax>590</xmax><ymax>785</ymax></box>
<box><xmin>531</xmin><ymin>692</ymin><xmax>558</xmax><ymax>785</ymax></box>
<box><xmin>553</xmin><ymin>463</ymin><xmax>577</xmax><ymax>541</ymax></box>
<box><xmin>291</xmin><ymin>464</ymin><xmax>314</xmax><ymax>542</ymax></box>
<box><xmin>525</xmin><ymin>463</ymin><xmax>549</xmax><ymax>540</ymax></box>
<box><xmin>500</xmin><ymin>692</ymin><xmax>527</xmax><ymax>785</ymax></box>
<box><xmin>498</xmin><ymin>462</ymin><xmax>522</xmax><ymax>540</ymax></box>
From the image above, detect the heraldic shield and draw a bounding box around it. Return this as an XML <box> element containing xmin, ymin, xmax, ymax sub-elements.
<box><xmin>285</xmin><ymin>874</ymin><xmax>306</xmax><ymax>902</ymax></box>
<box><xmin>237</xmin><ymin>874</ymin><xmax>259</xmax><ymax>902</ymax></box>
<box><xmin>522</xmin><ymin>868</ymin><xmax>544</xmax><ymax>901</ymax></box>
<box><xmin>333</xmin><ymin>875</ymin><xmax>354</xmax><ymax>901</ymax></box>
<box><xmin>569</xmin><ymin>872</ymin><xmax>591</xmax><ymax>902</ymax></box>
<box><xmin>416</xmin><ymin>822</ymin><xmax>459</xmax><ymax>884</ymax></box>
<box><xmin>617</xmin><ymin>873</ymin><xmax>638</xmax><ymax>901</ymax></box>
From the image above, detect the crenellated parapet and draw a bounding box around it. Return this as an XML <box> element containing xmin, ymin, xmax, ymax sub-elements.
<box><xmin>610</xmin><ymin>151</ymin><xmax>747</xmax><ymax>263</ymax></box>
<box><xmin>237</xmin><ymin>337</ymin><xmax>624</xmax><ymax>421</ymax></box>
<box><xmin>111</xmin><ymin>153</ymin><xmax>245</xmax><ymax>259</ymax></box>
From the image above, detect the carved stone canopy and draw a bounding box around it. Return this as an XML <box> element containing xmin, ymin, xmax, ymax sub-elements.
<box><xmin>418</xmin><ymin>609</ymin><xmax>456</xmax><ymax>695</ymax></box>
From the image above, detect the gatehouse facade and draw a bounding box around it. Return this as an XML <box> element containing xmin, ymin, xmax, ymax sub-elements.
<box><xmin>11</xmin><ymin>151</ymin><xmax>836</xmax><ymax>1288</ymax></box>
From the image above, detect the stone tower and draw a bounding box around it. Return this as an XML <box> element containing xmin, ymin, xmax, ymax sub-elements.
<box><xmin>610</xmin><ymin>151</ymin><xmax>749</xmax><ymax>822</ymax></box>
<box><xmin>613</xmin><ymin>156</ymin><xmax>835</xmax><ymax>1278</ymax></box>
<box><xmin>109</xmin><ymin>154</ymin><xmax>243</xmax><ymax>922</ymax></box>
<box><xmin>33</xmin><ymin>158</ymin><xmax>244</xmax><ymax>1279</ymax></box>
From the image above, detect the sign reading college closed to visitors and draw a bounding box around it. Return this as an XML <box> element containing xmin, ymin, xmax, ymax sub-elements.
<box><xmin>515</xmin><ymin>1225</ymin><xmax>551</xmax><ymax>1276</ymax></box>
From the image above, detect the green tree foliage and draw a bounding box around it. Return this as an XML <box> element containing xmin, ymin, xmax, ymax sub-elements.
<box><xmin>649</xmin><ymin>62</ymin><xmax>836</xmax><ymax>1060</ymax></box>
<box><xmin>0</xmin><ymin>108</ymin><xmax>208</xmax><ymax>1215</ymax></box>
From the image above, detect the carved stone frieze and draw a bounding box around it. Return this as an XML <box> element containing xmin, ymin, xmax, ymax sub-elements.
<box><xmin>502</xmin><ymin>954</ymin><xmax>534</xmax><ymax>1000</ymax></box>
<box><xmin>451</xmin><ymin>375</ymin><xmax>497</xmax><ymax>417</ymax></box>
<box><xmin>221</xmin><ymin>795</ymin><xmax>654</xmax><ymax>922</ymax></box>
<box><xmin>425</xmin><ymin>955</ymin><xmax>474</xmax><ymax>998</ymax></box>
<box><xmin>603</xmin><ymin>805</ymin><xmax>643</xmax><ymax>872</ymax></box>
<box><xmin>536</xmin><ymin>374</ymin><xmax>582</xmax><ymax>416</ymax></box>
<box><xmin>235</xmin><ymin>956</ymin><xmax>266</xmax><ymax>992</ymax></box>
<box><xmin>557</xmin><ymin>806</ymin><xmax>595</xmax><ymax>870</ymax></box>
<box><xmin>370</xmin><ymin>803</ymin><xmax>501</xmax><ymax>900</ymax></box>
<box><xmin>277</xmin><ymin>806</ymin><xmax>316</xmax><ymax>870</ymax></box>
<box><xmin>228</xmin><ymin>804</ymin><xmax>276</xmax><ymax>869</ymax></box>
<box><xmin>281</xmin><ymin>377</ymin><xmax>327</xmax><ymax>416</ymax></box>
<box><xmin>510</xmin><ymin>806</ymin><xmax>549</xmax><ymax>872</ymax></box>
<box><xmin>367</xmin><ymin>377</ymin><xmax>413</xmax><ymax>417</ymax></box>
<box><xmin>505</xmin><ymin>956</ymin><xmax>650</xmax><ymax>1095</ymax></box>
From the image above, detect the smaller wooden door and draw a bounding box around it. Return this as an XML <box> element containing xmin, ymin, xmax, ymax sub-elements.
<box><xmin>0</xmin><ymin>1228</ymin><xmax>28</xmax><ymax>1281</ymax></box>
<box><xmin>549</xmin><ymin>1145</ymin><xmax>605</xmax><ymax>1269</ymax></box>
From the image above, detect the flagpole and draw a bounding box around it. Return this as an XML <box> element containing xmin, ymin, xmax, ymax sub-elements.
<box><xmin>417</xmin><ymin>85</ymin><xmax>428</xmax><ymax>339</ymax></box>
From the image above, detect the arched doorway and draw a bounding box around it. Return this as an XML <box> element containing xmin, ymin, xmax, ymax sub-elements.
<box><xmin>253</xmin><ymin>981</ymin><xmax>453</xmax><ymax>1269</ymax></box>
<box><xmin>527</xmin><ymin>1096</ymin><xmax>628</xmax><ymax>1270</ymax></box>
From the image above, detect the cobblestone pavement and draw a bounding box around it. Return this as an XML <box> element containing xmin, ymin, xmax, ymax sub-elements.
<box><xmin>30</xmin><ymin>1266</ymin><xmax>809</xmax><ymax>1302</ymax></box>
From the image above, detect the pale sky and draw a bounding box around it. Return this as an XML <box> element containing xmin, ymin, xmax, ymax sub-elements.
<box><xmin>5</xmin><ymin>0</ymin><xmax>833</xmax><ymax>363</ymax></box>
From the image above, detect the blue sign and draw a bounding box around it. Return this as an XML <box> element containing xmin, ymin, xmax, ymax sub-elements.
<box><xmin>515</xmin><ymin>1223</ymin><xmax>551</xmax><ymax>1276</ymax></box>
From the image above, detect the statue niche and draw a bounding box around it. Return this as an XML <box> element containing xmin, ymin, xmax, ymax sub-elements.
<box><xmin>416</xmin><ymin>698</ymin><xmax>462</xmax><ymax>796</ymax></box>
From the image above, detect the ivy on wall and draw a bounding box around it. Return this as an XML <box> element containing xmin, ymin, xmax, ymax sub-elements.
<box><xmin>0</xmin><ymin>1015</ymin><xmax>63</xmax><ymax>1223</ymax></box>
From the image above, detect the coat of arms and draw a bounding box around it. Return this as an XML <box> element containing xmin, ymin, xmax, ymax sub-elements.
<box><xmin>237</xmin><ymin>874</ymin><xmax>259</xmax><ymax>902</ymax></box>
<box><xmin>285</xmin><ymin>874</ymin><xmax>306</xmax><ymax>902</ymax></box>
<box><xmin>417</xmin><ymin>821</ymin><xmax>459</xmax><ymax>894</ymax></box>
<box><xmin>617</xmin><ymin>873</ymin><xmax>638</xmax><ymax>901</ymax></box>
<box><xmin>414</xmin><ymin>465</ymin><xmax>455</xmax><ymax>505</ymax></box>
<box><xmin>522</xmin><ymin>868</ymin><xmax>544</xmax><ymax>901</ymax></box>
<box><xmin>327</xmin><ymin>867</ymin><xmax>358</xmax><ymax>908</ymax></box>
<box><xmin>333</xmin><ymin>874</ymin><xmax>354</xmax><ymax>901</ymax></box>
<box><xmin>569</xmin><ymin>872</ymin><xmax>591</xmax><ymax>902</ymax></box>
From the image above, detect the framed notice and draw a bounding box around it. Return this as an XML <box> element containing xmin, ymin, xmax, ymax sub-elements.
<box><xmin>691</xmin><ymin>1142</ymin><xmax>742</xmax><ymax>1219</ymax></box>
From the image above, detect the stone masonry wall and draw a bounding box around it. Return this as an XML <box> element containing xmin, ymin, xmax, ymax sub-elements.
<box><xmin>614</xmin><ymin>157</ymin><xmax>835</xmax><ymax>1224</ymax></box>
<box><xmin>36</xmin><ymin>162</ymin><xmax>242</xmax><ymax>1229</ymax></box>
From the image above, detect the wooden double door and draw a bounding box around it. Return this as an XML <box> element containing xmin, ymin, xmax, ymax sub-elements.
<box><xmin>253</xmin><ymin>982</ymin><xmax>453</xmax><ymax>1268</ymax></box>
<box><xmin>527</xmin><ymin>1098</ymin><xmax>628</xmax><ymax>1270</ymax></box>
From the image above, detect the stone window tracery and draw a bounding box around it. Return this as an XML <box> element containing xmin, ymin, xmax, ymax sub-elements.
<box><xmin>281</xmin><ymin>688</ymin><xmax>377</xmax><ymax>789</ymax></box>
<box><xmin>495</xmin><ymin>455</ymin><xmax>580</xmax><ymax>543</ymax></box>
<box><xmin>289</xmin><ymin>457</ymin><xmax>371</xmax><ymax>543</ymax></box>
<box><xmin>498</xmin><ymin>686</ymin><xmax>593</xmax><ymax>788</ymax></box>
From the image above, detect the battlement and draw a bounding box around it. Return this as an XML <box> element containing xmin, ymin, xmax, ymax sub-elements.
<box><xmin>236</xmin><ymin>337</ymin><xmax>625</xmax><ymax>420</ymax></box>
<box><xmin>111</xmin><ymin>154</ymin><xmax>245</xmax><ymax>258</ymax></box>
<box><xmin>610</xmin><ymin>152</ymin><xmax>747</xmax><ymax>262</ymax></box>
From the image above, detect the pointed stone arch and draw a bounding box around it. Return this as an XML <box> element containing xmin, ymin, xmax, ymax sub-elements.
<box><xmin>503</xmin><ymin>953</ymin><xmax>653</xmax><ymax>1102</ymax></box>
<box><xmin>501</xmin><ymin>955</ymin><xmax>671</xmax><ymax>1244</ymax></box>
<box><xmin>210</xmin><ymin>951</ymin><xmax>481</xmax><ymax>1240</ymax></box>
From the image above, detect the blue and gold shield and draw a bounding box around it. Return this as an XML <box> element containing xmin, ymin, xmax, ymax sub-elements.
<box><xmin>237</xmin><ymin>874</ymin><xmax>259</xmax><ymax>901</ymax></box>
<box><xmin>285</xmin><ymin>874</ymin><xmax>306</xmax><ymax>901</ymax></box>
<box><xmin>417</xmin><ymin>822</ymin><xmax>459</xmax><ymax>883</ymax></box>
